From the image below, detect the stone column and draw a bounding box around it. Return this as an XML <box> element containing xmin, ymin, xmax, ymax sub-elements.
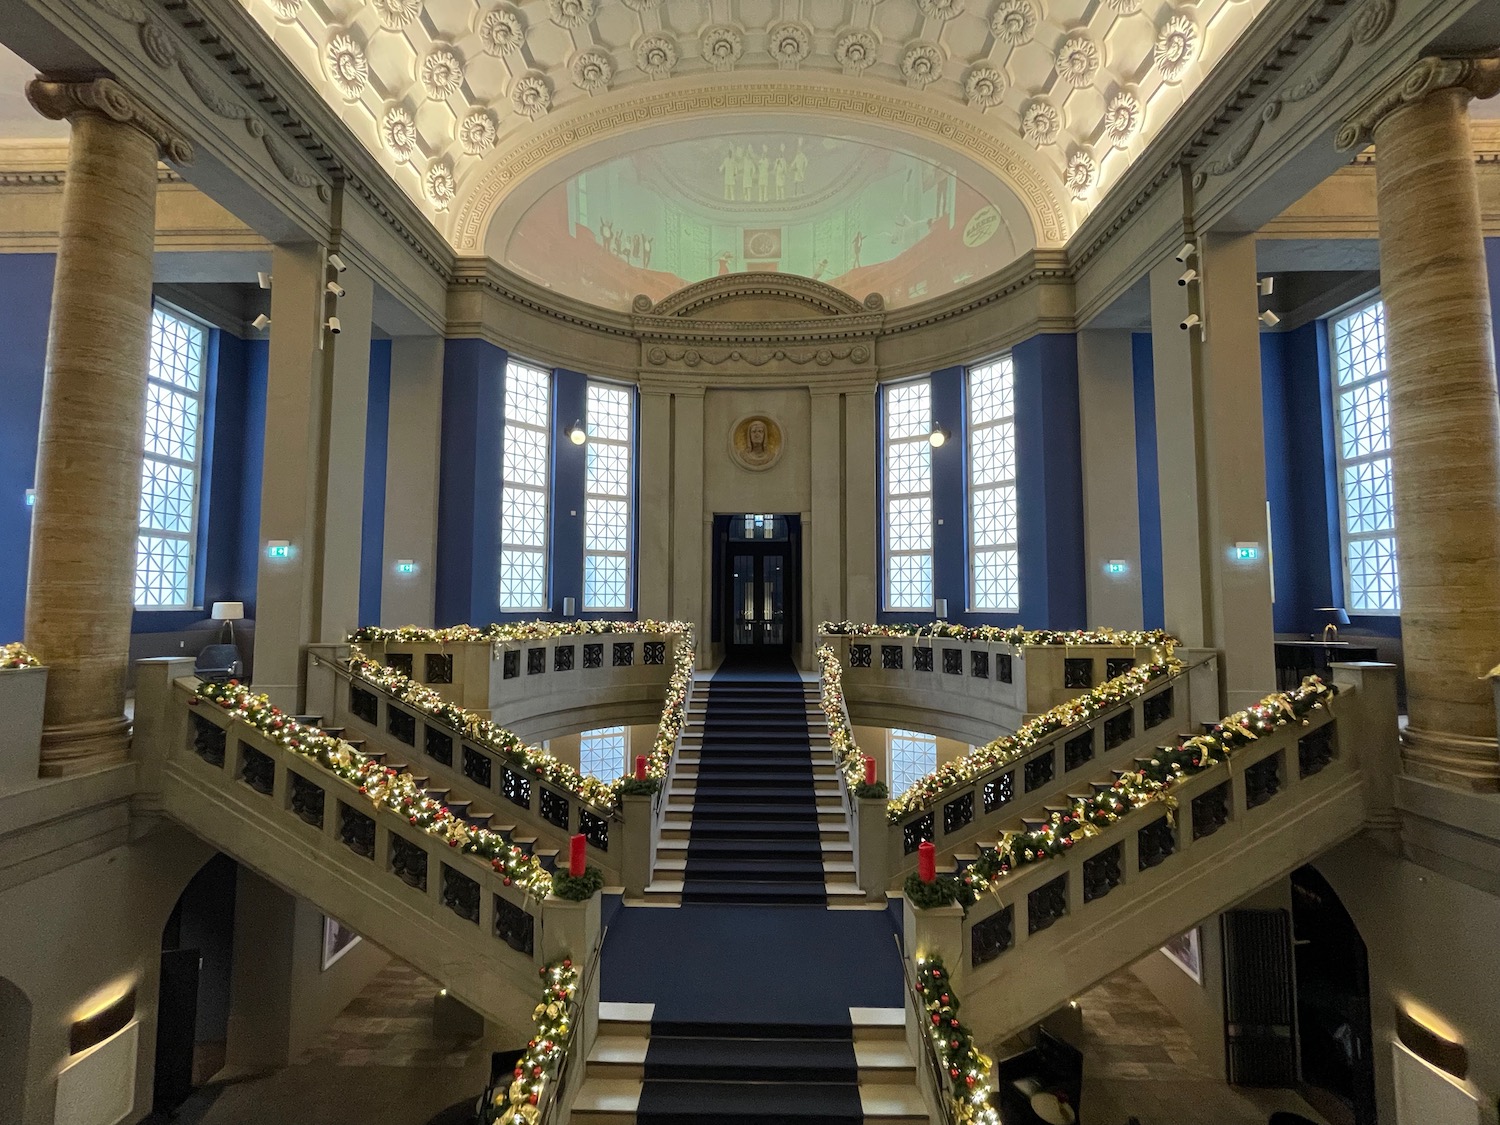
<box><xmin>381</xmin><ymin>335</ymin><xmax>444</xmax><ymax>626</ymax></box>
<box><xmin>1076</xmin><ymin>330</ymin><xmax>1144</xmax><ymax>629</ymax></box>
<box><xmin>1338</xmin><ymin>57</ymin><xmax>1500</xmax><ymax>790</ymax></box>
<box><xmin>23</xmin><ymin>79</ymin><xmax>192</xmax><ymax>777</ymax></box>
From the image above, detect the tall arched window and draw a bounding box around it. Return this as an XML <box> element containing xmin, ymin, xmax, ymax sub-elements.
<box><xmin>583</xmin><ymin>381</ymin><xmax>633</xmax><ymax>611</ymax></box>
<box><xmin>882</xmin><ymin>378</ymin><xmax>934</xmax><ymax>611</ymax></box>
<box><xmin>499</xmin><ymin>359</ymin><xmax>551</xmax><ymax>611</ymax></box>
<box><xmin>968</xmin><ymin>354</ymin><xmax>1018</xmax><ymax>612</ymax></box>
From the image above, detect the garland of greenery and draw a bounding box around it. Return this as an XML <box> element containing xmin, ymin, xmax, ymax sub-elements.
<box><xmin>550</xmin><ymin>867</ymin><xmax>605</xmax><ymax>901</ymax></box>
<box><xmin>816</xmin><ymin>642</ymin><xmax>875</xmax><ymax>791</ymax></box>
<box><xmin>964</xmin><ymin>676</ymin><xmax>1337</xmax><ymax>886</ymax></box>
<box><xmin>483</xmin><ymin>958</ymin><xmax>579</xmax><ymax>1124</ymax></box>
<box><xmin>192</xmin><ymin>680</ymin><xmax>552</xmax><ymax>897</ymax></box>
<box><xmin>903</xmin><ymin>870</ymin><xmax>979</xmax><ymax>913</ymax></box>
<box><xmin>345</xmin><ymin>621</ymin><xmax>696</xmax><ymax>813</ymax></box>
<box><xmin>616</xmin><ymin>776</ymin><xmax>660</xmax><ymax>797</ymax></box>
<box><xmin>822</xmin><ymin>619</ymin><xmax>1178</xmax><ymax>651</ymax></box>
<box><xmin>852</xmin><ymin>780</ymin><xmax>888</xmax><ymax>800</ymax></box>
<box><xmin>0</xmin><ymin>642</ymin><xmax>41</xmax><ymax>669</ymax></box>
<box><xmin>914</xmin><ymin>954</ymin><xmax>999</xmax><ymax>1125</ymax></box>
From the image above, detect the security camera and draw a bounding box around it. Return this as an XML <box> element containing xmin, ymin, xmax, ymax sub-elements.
<box><xmin>257</xmin><ymin>271</ymin><xmax>272</xmax><ymax>289</ymax></box>
<box><xmin>327</xmin><ymin>252</ymin><xmax>348</xmax><ymax>273</ymax></box>
<box><xmin>326</xmin><ymin>281</ymin><xmax>346</xmax><ymax>298</ymax></box>
<box><xmin>1175</xmin><ymin>242</ymin><xmax>1197</xmax><ymax>263</ymax></box>
<box><xmin>251</xmin><ymin>314</ymin><xmax>271</xmax><ymax>331</ymax></box>
<box><xmin>1180</xmin><ymin>313</ymin><xmax>1201</xmax><ymax>331</ymax></box>
<box><xmin>1177</xmin><ymin>269</ymin><xmax>1198</xmax><ymax>287</ymax></box>
<box><xmin>1259</xmin><ymin>309</ymin><xmax>1281</xmax><ymax>328</ymax></box>
<box><xmin>1258</xmin><ymin>277</ymin><xmax>1275</xmax><ymax>297</ymax></box>
<box><xmin>326</xmin><ymin>316</ymin><xmax>342</xmax><ymax>334</ymax></box>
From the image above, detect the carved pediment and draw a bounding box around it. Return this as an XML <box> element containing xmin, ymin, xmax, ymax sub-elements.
<box><xmin>634</xmin><ymin>273</ymin><xmax>881</xmax><ymax>321</ymax></box>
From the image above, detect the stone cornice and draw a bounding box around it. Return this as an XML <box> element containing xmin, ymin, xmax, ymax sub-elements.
<box><xmin>879</xmin><ymin>249</ymin><xmax>1073</xmax><ymax>338</ymax></box>
<box><xmin>1337</xmin><ymin>55</ymin><xmax>1500</xmax><ymax>150</ymax></box>
<box><xmin>27</xmin><ymin>77</ymin><xmax>194</xmax><ymax>165</ymax></box>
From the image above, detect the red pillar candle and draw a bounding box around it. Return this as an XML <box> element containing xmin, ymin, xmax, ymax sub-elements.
<box><xmin>569</xmin><ymin>834</ymin><xmax>586</xmax><ymax>877</ymax></box>
<box><xmin>864</xmin><ymin>756</ymin><xmax>877</xmax><ymax>786</ymax></box>
<box><xmin>635</xmin><ymin>755</ymin><xmax>647</xmax><ymax>780</ymax></box>
<box><xmin>918</xmin><ymin>841</ymin><xmax>937</xmax><ymax>884</ymax></box>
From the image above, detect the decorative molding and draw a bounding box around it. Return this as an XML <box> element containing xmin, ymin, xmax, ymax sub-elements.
<box><xmin>645</xmin><ymin>343</ymin><xmax>872</xmax><ymax>368</ymax></box>
<box><xmin>26</xmin><ymin>78</ymin><xmax>194</xmax><ymax>165</ymax></box>
<box><xmin>1336</xmin><ymin>55</ymin><xmax>1500</xmax><ymax>151</ymax></box>
<box><xmin>639</xmin><ymin>272</ymin><xmax>873</xmax><ymax>319</ymax></box>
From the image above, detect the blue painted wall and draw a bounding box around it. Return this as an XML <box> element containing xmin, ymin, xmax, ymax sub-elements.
<box><xmin>0</xmin><ymin>255</ymin><xmax>54</xmax><ymax>641</ymax></box>
<box><xmin>435</xmin><ymin>338</ymin><xmax>507</xmax><ymax>625</ymax></box>
<box><xmin>1130</xmin><ymin>333</ymin><xmax>1165</xmax><ymax>630</ymax></box>
<box><xmin>550</xmin><ymin>368</ymin><xmax>588</xmax><ymax>618</ymax></box>
<box><xmin>358</xmin><ymin>339</ymin><xmax>392</xmax><ymax>627</ymax></box>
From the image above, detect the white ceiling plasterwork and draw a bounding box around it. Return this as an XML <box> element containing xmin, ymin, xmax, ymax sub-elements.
<box><xmin>240</xmin><ymin>0</ymin><xmax>1269</xmax><ymax>285</ymax></box>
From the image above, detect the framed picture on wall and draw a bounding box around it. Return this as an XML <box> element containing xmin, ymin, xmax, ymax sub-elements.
<box><xmin>322</xmin><ymin>916</ymin><xmax>361</xmax><ymax>970</ymax></box>
<box><xmin>1161</xmin><ymin>927</ymin><xmax>1203</xmax><ymax>984</ymax></box>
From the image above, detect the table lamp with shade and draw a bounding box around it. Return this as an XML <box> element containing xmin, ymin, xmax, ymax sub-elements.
<box><xmin>211</xmin><ymin>601</ymin><xmax>245</xmax><ymax>645</ymax></box>
<box><xmin>1316</xmin><ymin>606</ymin><xmax>1350</xmax><ymax>643</ymax></box>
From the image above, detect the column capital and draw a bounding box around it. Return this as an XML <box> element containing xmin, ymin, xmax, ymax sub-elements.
<box><xmin>1336</xmin><ymin>55</ymin><xmax>1500</xmax><ymax>152</ymax></box>
<box><xmin>27</xmin><ymin>76</ymin><xmax>194</xmax><ymax>165</ymax></box>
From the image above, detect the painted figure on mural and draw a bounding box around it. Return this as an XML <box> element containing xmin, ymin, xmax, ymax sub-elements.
<box><xmin>740</xmin><ymin>147</ymin><xmax>755</xmax><ymax>201</ymax></box>
<box><xmin>774</xmin><ymin>147</ymin><xmax>788</xmax><ymax>201</ymax></box>
<box><xmin>851</xmin><ymin>231</ymin><xmax>864</xmax><ymax>270</ymax></box>
<box><xmin>716</xmin><ymin>250</ymin><xmax>734</xmax><ymax>275</ymax></box>
<box><xmin>757</xmin><ymin>146</ymin><xmax>770</xmax><ymax>202</ymax></box>
<box><xmin>720</xmin><ymin>149</ymin><xmax>736</xmax><ymax>201</ymax></box>
<box><xmin>790</xmin><ymin>139</ymin><xmax>808</xmax><ymax>197</ymax></box>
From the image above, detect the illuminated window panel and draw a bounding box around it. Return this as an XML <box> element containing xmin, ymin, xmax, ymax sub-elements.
<box><xmin>890</xmin><ymin>728</ymin><xmax>938</xmax><ymax>795</ymax></box>
<box><xmin>883</xmin><ymin>379</ymin><xmax>934</xmax><ymax>610</ymax></box>
<box><xmin>968</xmin><ymin>355</ymin><xmax>1019</xmax><ymax>612</ymax></box>
<box><xmin>583</xmin><ymin>381</ymin><xmax>634</xmax><ymax>611</ymax></box>
<box><xmin>499</xmin><ymin>360</ymin><xmax>552</xmax><ymax>611</ymax></box>
<box><xmin>134</xmin><ymin>307</ymin><xmax>206</xmax><ymax>609</ymax></box>
<box><xmin>579</xmin><ymin>725</ymin><xmax>627</xmax><ymax>780</ymax></box>
<box><xmin>1331</xmin><ymin>301</ymin><xmax>1399</xmax><ymax>613</ymax></box>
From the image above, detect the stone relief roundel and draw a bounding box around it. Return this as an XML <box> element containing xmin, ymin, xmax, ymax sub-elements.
<box><xmin>730</xmin><ymin>415</ymin><xmax>785</xmax><ymax>472</ymax></box>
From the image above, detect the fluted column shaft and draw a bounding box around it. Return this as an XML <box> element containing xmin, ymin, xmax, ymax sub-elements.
<box><xmin>23</xmin><ymin>79</ymin><xmax>191</xmax><ymax>776</ymax></box>
<box><xmin>1347</xmin><ymin>58</ymin><xmax>1500</xmax><ymax>789</ymax></box>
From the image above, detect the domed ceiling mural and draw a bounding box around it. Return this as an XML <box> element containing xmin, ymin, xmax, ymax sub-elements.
<box><xmin>499</xmin><ymin>131</ymin><xmax>1031</xmax><ymax>309</ymax></box>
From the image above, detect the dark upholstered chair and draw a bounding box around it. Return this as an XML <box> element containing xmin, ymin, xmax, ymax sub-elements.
<box><xmin>194</xmin><ymin>644</ymin><xmax>243</xmax><ymax>683</ymax></box>
<box><xmin>993</xmin><ymin>1028</ymin><xmax>1083</xmax><ymax>1125</ymax></box>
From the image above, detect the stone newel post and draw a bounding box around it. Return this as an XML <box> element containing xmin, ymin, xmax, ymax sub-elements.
<box><xmin>23</xmin><ymin>79</ymin><xmax>193</xmax><ymax>777</ymax></box>
<box><xmin>1338</xmin><ymin>57</ymin><xmax>1500</xmax><ymax>790</ymax></box>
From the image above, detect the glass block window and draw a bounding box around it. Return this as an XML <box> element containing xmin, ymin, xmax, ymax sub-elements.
<box><xmin>579</xmin><ymin>725</ymin><xmax>626</xmax><ymax>780</ymax></box>
<box><xmin>883</xmin><ymin>379</ymin><xmax>934</xmax><ymax>611</ymax></box>
<box><xmin>968</xmin><ymin>355</ymin><xmax>1019</xmax><ymax>612</ymax></box>
<box><xmin>135</xmin><ymin>306</ymin><xmax>207</xmax><ymax>608</ymax></box>
<box><xmin>499</xmin><ymin>359</ymin><xmax>551</xmax><ymax>611</ymax></box>
<box><xmin>1331</xmin><ymin>301</ymin><xmax>1399</xmax><ymax>613</ymax></box>
<box><xmin>890</xmin><ymin>728</ymin><xmax>938</xmax><ymax>795</ymax></box>
<box><xmin>583</xmin><ymin>381</ymin><xmax>633</xmax><ymax>611</ymax></box>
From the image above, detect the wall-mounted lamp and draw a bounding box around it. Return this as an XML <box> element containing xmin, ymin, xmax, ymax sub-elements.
<box><xmin>1259</xmin><ymin>309</ymin><xmax>1281</xmax><ymax>328</ymax></box>
<box><xmin>328</xmin><ymin>252</ymin><xmax>348</xmax><ymax>273</ymax></box>
<box><xmin>1396</xmin><ymin>1003</ymin><xmax>1468</xmax><ymax>1079</ymax></box>
<box><xmin>251</xmin><ymin>314</ymin><xmax>271</xmax><ymax>331</ymax></box>
<box><xmin>257</xmin><ymin>271</ymin><xmax>272</xmax><ymax>290</ymax></box>
<box><xmin>928</xmin><ymin>427</ymin><xmax>949</xmax><ymax>448</ymax></box>
<box><xmin>563</xmin><ymin>596</ymin><xmax>576</xmax><ymax>617</ymax></box>
<box><xmin>326</xmin><ymin>281</ymin><xmax>346</xmax><ymax>298</ymax></box>
<box><xmin>70</xmin><ymin>987</ymin><xmax>136</xmax><ymax>1056</ymax></box>
<box><xmin>934</xmin><ymin>598</ymin><xmax>949</xmax><ymax>619</ymax></box>
<box><xmin>1175</xmin><ymin>241</ymin><xmax>1197</xmax><ymax>263</ymax></box>
<box><xmin>1177</xmin><ymin>269</ymin><xmax>1199</xmax><ymax>287</ymax></box>
<box><xmin>567</xmin><ymin>420</ymin><xmax>587</xmax><ymax>446</ymax></box>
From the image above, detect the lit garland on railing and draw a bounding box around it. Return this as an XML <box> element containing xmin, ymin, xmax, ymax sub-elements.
<box><xmin>914</xmin><ymin>954</ymin><xmax>998</xmax><ymax>1125</ymax></box>
<box><xmin>0</xmin><ymin>643</ymin><xmax>42</xmax><ymax>669</ymax></box>
<box><xmin>964</xmin><ymin>676</ymin><xmax>1337</xmax><ymax>886</ymax></box>
<box><xmin>191</xmin><ymin>680</ymin><xmax>553</xmax><ymax>896</ymax></box>
<box><xmin>822</xmin><ymin>620</ymin><xmax>1178</xmax><ymax>651</ymax></box>
<box><xmin>817</xmin><ymin>643</ymin><xmax>870</xmax><ymax>790</ymax></box>
<box><xmin>346</xmin><ymin>622</ymin><xmax>695</xmax><ymax>812</ymax></box>
<box><xmin>482</xmin><ymin>958</ymin><xmax>579</xmax><ymax>1125</ymax></box>
<box><xmin>885</xmin><ymin>657</ymin><xmax>1184</xmax><ymax>822</ymax></box>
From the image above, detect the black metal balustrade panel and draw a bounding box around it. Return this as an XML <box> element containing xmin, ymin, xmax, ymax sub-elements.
<box><xmin>340</xmin><ymin>803</ymin><xmax>376</xmax><ymax>859</ymax></box>
<box><xmin>1298</xmin><ymin>723</ymin><xmax>1336</xmax><ymax>778</ymax></box>
<box><xmin>881</xmin><ymin>644</ymin><xmax>903</xmax><ymax>671</ymax></box>
<box><xmin>463</xmin><ymin>747</ymin><xmax>493</xmax><ymax>789</ymax></box>
<box><xmin>1191</xmin><ymin>782</ymin><xmax>1231</xmax><ymax>840</ymax></box>
<box><xmin>1082</xmin><ymin>843</ymin><xmax>1124</xmax><ymax>903</ymax></box>
<box><xmin>540</xmin><ymin>788</ymin><xmax>570</xmax><ymax>830</ymax></box>
<box><xmin>442</xmin><ymin>865</ymin><xmax>480</xmax><ymax>923</ymax></box>
<box><xmin>503</xmin><ymin>650</ymin><xmax>520</xmax><ymax>679</ymax></box>
<box><xmin>942</xmin><ymin>648</ymin><xmax>963</xmax><ymax>675</ymax></box>
<box><xmin>390</xmin><ymin>835</ymin><xmax>428</xmax><ymax>891</ymax></box>
<box><xmin>425</xmin><ymin>728</ymin><xmax>453</xmax><ymax>767</ymax></box>
<box><xmin>1245</xmin><ymin>752</ymin><xmax>1283</xmax><ymax>810</ymax></box>
<box><xmin>943</xmin><ymin>792</ymin><xmax>974</xmax><ymax>835</ymax></box>
<box><xmin>1106</xmin><ymin>657</ymin><xmax>1135</xmax><ymax>680</ymax></box>
<box><xmin>387</xmin><ymin>707</ymin><xmax>416</xmax><ymax>746</ymax></box>
<box><xmin>554</xmin><ymin>645</ymin><xmax>574</xmax><ymax>672</ymax></box>
<box><xmin>527</xmin><ymin>648</ymin><xmax>546</xmax><ymax>675</ymax></box>
<box><xmin>914</xmin><ymin>646</ymin><xmax>934</xmax><ymax>672</ymax></box>
<box><xmin>644</xmin><ymin>642</ymin><xmax>665</xmax><ymax>665</ymax></box>
<box><xmin>425</xmin><ymin>653</ymin><xmax>453</xmax><ymax>684</ymax></box>
<box><xmin>580</xmin><ymin>810</ymin><xmax>609</xmax><ymax>852</ymax></box>
<box><xmin>1137</xmin><ymin>817</ymin><xmax>1176</xmax><ymax>870</ymax></box>
<box><xmin>903</xmin><ymin>812</ymin><xmax>935</xmax><ymax>855</ymax></box>
<box><xmin>386</xmin><ymin>652</ymin><xmax>413</xmax><ymax>678</ymax></box>
<box><xmin>583</xmin><ymin>643</ymin><xmax>603</xmax><ymax>669</ymax></box>
<box><xmin>495</xmin><ymin>895</ymin><xmax>535</xmax><ymax>955</ymax></box>
<box><xmin>503</xmin><ymin>766</ymin><xmax>532</xmax><ymax>809</ymax></box>
<box><xmin>849</xmin><ymin>644</ymin><xmax>871</xmax><ymax>669</ymax></box>
<box><xmin>191</xmin><ymin>713</ymin><xmax>227</xmax><ymax>767</ymax></box>
<box><xmin>290</xmin><ymin>772</ymin><xmax>325</xmax><ymax>827</ymax></box>
<box><xmin>1064</xmin><ymin>732</ymin><xmax>1094</xmax><ymax>772</ymax></box>
<box><xmin>1143</xmin><ymin>687</ymin><xmax>1174</xmax><ymax>731</ymax></box>
<box><xmin>1023</xmin><ymin>748</ymin><xmax>1055</xmax><ymax>792</ymax></box>
<box><xmin>613</xmin><ymin>642</ymin><xmax>634</xmax><ymax>667</ymax></box>
<box><xmin>239</xmin><ymin>745</ymin><xmax>275</xmax><ymax>795</ymax></box>
<box><xmin>971</xmin><ymin>650</ymin><xmax>989</xmax><ymax>679</ymax></box>
<box><xmin>971</xmin><ymin>905</ymin><xmax>1014</xmax><ymax>968</ymax></box>
<box><xmin>350</xmin><ymin>685</ymin><xmax>378</xmax><ymax>724</ymax></box>
<box><xmin>983</xmin><ymin>772</ymin><xmax>1014</xmax><ymax>814</ymax></box>
<box><xmin>1103</xmin><ymin>710</ymin><xmax>1134</xmax><ymax>750</ymax></box>
<box><xmin>997</xmin><ymin>654</ymin><xmax>1013</xmax><ymax>684</ymax></box>
<box><xmin>1064</xmin><ymin>658</ymin><xmax>1094</xmax><ymax>689</ymax></box>
<box><xmin>1028</xmin><ymin>875</ymin><xmax>1068</xmax><ymax>934</ymax></box>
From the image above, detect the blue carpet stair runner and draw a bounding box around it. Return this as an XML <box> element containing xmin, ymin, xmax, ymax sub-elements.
<box><xmin>680</xmin><ymin>657</ymin><xmax>828</xmax><ymax>906</ymax></box>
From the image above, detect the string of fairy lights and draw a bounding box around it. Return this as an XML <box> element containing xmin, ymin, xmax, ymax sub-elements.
<box><xmin>0</xmin><ymin>642</ymin><xmax>41</xmax><ymax>669</ymax></box>
<box><xmin>821</xmin><ymin>621</ymin><xmax>1177</xmax><ymax>649</ymax></box>
<box><xmin>915</xmin><ymin>954</ymin><xmax>1000</xmax><ymax>1125</ymax></box>
<box><xmin>483</xmin><ymin>958</ymin><xmax>579</xmax><ymax>1125</ymax></box>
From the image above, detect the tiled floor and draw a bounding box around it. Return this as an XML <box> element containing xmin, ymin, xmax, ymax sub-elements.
<box><xmin>295</xmin><ymin>962</ymin><xmax>484</xmax><ymax>1070</ymax></box>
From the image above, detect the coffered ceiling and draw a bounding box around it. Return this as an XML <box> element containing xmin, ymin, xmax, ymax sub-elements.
<box><xmin>242</xmin><ymin>0</ymin><xmax>1268</xmax><ymax>302</ymax></box>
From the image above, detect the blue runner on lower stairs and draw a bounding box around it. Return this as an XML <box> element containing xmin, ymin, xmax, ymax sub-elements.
<box><xmin>681</xmin><ymin>655</ymin><xmax>827</xmax><ymax>906</ymax></box>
